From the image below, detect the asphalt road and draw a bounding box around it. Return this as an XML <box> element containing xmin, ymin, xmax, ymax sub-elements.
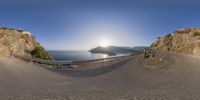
<box><xmin>1</xmin><ymin>52</ymin><xmax>200</xmax><ymax>100</ymax></box>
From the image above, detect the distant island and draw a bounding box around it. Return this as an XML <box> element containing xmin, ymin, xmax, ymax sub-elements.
<box><xmin>89</xmin><ymin>46</ymin><xmax>147</xmax><ymax>55</ymax></box>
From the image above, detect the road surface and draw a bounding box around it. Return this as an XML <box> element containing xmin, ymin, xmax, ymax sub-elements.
<box><xmin>1</xmin><ymin>52</ymin><xmax>200</xmax><ymax>100</ymax></box>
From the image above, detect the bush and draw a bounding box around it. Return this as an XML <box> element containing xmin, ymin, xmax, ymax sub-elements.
<box><xmin>175</xmin><ymin>29</ymin><xmax>191</xmax><ymax>34</ymax></box>
<box><xmin>0</xmin><ymin>27</ymin><xmax>14</xmax><ymax>30</ymax></box>
<box><xmin>17</xmin><ymin>29</ymin><xmax>24</xmax><ymax>32</ymax></box>
<box><xmin>151</xmin><ymin>43</ymin><xmax>157</xmax><ymax>47</ymax></box>
<box><xmin>165</xmin><ymin>34</ymin><xmax>171</xmax><ymax>37</ymax></box>
<box><xmin>193</xmin><ymin>32</ymin><xmax>200</xmax><ymax>37</ymax></box>
<box><xmin>31</xmin><ymin>46</ymin><xmax>54</xmax><ymax>60</ymax></box>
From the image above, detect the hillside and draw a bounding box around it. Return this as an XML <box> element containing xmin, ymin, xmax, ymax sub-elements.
<box><xmin>0</xmin><ymin>27</ymin><xmax>53</xmax><ymax>60</ymax></box>
<box><xmin>89</xmin><ymin>46</ymin><xmax>137</xmax><ymax>55</ymax></box>
<box><xmin>151</xmin><ymin>28</ymin><xmax>200</xmax><ymax>56</ymax></box>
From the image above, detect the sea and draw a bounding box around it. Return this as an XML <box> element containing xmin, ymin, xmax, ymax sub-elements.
<box><xmin>47</xmin><ymin>50</ymin><xmax>125</xmax><ymax>61</ymax></box>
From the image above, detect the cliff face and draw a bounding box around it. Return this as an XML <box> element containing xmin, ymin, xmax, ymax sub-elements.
<box><xmin>151</xmin><ymin>28</ymin><xmax>200</xmax><ymax>56</ymax></box>
<box><xmin>0</xmin><ymin>27</ymin><xmax>51</xmax><ymax>59</ymax></box>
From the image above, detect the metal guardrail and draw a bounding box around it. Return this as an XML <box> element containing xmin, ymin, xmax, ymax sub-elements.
<box><xmin>14</xmin><ymin>55</ymin><xmax>73</xmax><ymax>65</ymax></box>
<box><xmin>14</xmin><ymin>54</ymin><xmax>134</xmax><ymax>65</ymax></box>
<box><xmin>73</xmin><ymin>54</ymin><xmax>132</xmax><ymax>64</ymax></box>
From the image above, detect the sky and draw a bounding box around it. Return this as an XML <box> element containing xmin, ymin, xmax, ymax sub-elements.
<box><xmin>1</xmin><ymin>0</ymin><xmax>200</xmax><ymax>50</ymax></box>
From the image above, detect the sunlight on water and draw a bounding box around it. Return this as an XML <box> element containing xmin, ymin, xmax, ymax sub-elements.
<box><xmin>47</xmin><ymin>51</ymin><xmax>112</xmax><ymax>61</ymax></box>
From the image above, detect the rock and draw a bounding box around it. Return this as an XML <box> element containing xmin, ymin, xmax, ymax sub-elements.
<box><xmin>193</xmin><ymin>46</ymin><xmax>200</xmax><ymax>56</ymax></box>
<box><xmin>142</xmin><ymin>48</ymin><xmax>166</xmax><ymax>69</ymax></box>
<box><xmin>0</xmin><ymin>27</ymin><xmax>52</xmax><ymax>60</ymax></box>
<box><xmin>151</xmin><ymin>28</ymin><xmax>200</xmax><ymax>56</ymax></box>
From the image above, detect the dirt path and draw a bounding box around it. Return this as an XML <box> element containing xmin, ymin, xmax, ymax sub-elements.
<box><xmin>1</xmin><ymin>53</ymin><xmax>200</xmax><ymax>100</ymax></box>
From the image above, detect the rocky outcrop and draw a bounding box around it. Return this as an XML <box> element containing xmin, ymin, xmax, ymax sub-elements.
<box><xmin>142</xmin><ymin>48</ymin><xmax>166</xmax><ymax>69</ymax></box>
<box><xmin>0</xmin><ymin>27</ymin><xmax>53</xmax><ymax>60</ymax></box>
<box><xmin>151</xmin><ymin>28</ymin><xmax>200</xmax><ymax>56</ymax></box>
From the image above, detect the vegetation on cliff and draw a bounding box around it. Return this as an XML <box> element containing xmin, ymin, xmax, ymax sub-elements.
<box><xmin>0</xmin><ymin>27</ymin><xmax>54</xmax><ymax>60</ymax></box>
<box><xmin>0</xmin><ymin>27</ymin><xmax>25</xmax><ymax>33</ymax></box>
<box><xmin>31</xmin><ymin>46</ymin><xmax>54</xmax><ymax>60</ymax></box>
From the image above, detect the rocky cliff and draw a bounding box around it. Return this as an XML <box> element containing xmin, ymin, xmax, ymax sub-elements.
<box><xmin>151</xmin><ymin>28</ymin><xmax>200</xmax><ymax>56</ymax></box>
<box><xmin>0</xmin><ymin>27</ymin><xmax>53</xmax><ymax>60</ymax></box>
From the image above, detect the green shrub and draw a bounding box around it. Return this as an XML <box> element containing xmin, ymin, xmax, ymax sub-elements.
<box><xmin>17</xmin><ymin>29</ymin><xmax>24</xmax><ymax>32</ymax></box>
<box><xmin>31</xmin><ymin>46</ymin><xmax>54</xmax><ymax>60</ymax></box>
<box><xmin>151</xmin><ymin>43</ymin><xmax>157</xmax><ymax>47</ymax></box>
<box><xmin>165</xmin><ymin>34</ymin><xmax>171</xmax><ymax>37</ymax></box>
<box><xmin>0</xmin><ymin>27</ymin><xmax>25</xmax><ymax>32</ymax></box>
<box><xmin>0</xmin><ymin>27</ymin><xmax>14</xmax><ymax>30</ymax></box>
<box><xmin>175</xmin><ymin>29</ymin><xmax>191</xmax><ymax>34</ymax></box>
<box><xmin>193</xmin><ymin>32</ymin><xmax>200</xmax><ymax>37</ymax></box>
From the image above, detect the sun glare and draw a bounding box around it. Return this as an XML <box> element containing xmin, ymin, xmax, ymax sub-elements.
<box><xmin>99</xmin><ymin>39</ymin><xmax>111</xmax><ymax>47</ymax></box>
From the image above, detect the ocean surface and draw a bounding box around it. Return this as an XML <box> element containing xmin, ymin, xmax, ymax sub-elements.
<box><xmin>47</xmin><ymin>50</ymin><xmax>123</xmax><ymax>61</ymax></box>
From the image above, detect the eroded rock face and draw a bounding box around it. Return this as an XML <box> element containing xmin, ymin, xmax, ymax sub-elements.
<box><xmin>142</xmin><ymin>48</ymin><xmax>166</xmax><ymax>69</ymax></box>
<box><xmin>0</xmin><ymin>27</ymin><xmax>40</xmax><ymax>56</ymax></box>
<box><xmin>151</xmin><ymin>28</ymin><xmax>200</xmax><ymax>56</ymax></box>
<box><xmin>193</xmin><ymin>46</ymin><xmax>200</xmax><ymax>56</ymax></box>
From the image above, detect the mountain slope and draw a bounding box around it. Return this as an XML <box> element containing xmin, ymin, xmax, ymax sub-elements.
<box><xmin>0</xmin><ymin>27</ymin><xmax>53</xmax><ymax>60</ymax></box>
<box><xmin>151</xmin><ymin>28</ymin><xmax>200</xmax><ymax>56</ymax></box>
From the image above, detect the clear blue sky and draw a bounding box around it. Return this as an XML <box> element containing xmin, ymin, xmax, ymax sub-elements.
<box><xmin>1</xmin><ymin>0</ymin><xmax>200</xmax><ymax>50</ymax></box>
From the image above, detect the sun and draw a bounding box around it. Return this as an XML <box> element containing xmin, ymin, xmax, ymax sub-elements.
<box><xmin>99</xmin><ymin>39</ymin><xmax>111</xmax><ymax>47</ymax></box>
